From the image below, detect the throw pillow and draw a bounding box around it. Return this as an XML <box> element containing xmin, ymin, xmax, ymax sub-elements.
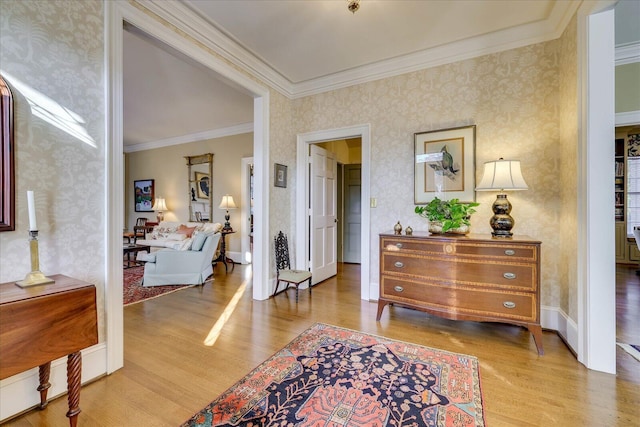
<box><xmin>191</xmin><ymin>233</ymin><xmax>208</xmax><ymax>251</ymax></box>
<box><xmin>177</xmin><ymin>225</ymin><xmax>197</xmax><ymax>237</ymax></box>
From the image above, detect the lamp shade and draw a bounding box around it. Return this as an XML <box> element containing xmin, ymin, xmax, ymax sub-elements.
<box><xmin>219</xmin><ymin>195</ymin><xmax>237</xmax><ymax>210</ymax></box>
<box><xmin>152</xmin><ymin>197</ymin><xmax>168</xmax><ymax>211</ymax></box>
<box><xmin>476</xmin><ymin>159</ymin><xmax>528</xmax><ymax>191</ymax></box>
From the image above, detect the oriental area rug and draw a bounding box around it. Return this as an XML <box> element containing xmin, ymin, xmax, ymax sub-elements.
<box><xmin>182</xmin><ymin>323</ymin><xmax>485</xmax><ymax>427</ymax></box>
<box><xmin>123</xmin><ymin>266</ymin><xmax>194</xmax><ymax>306</ymax></box>
<box><xmin>617</xmin><ymin>342</ymin><xmax>640</xmax><ymax>362</ymax></box>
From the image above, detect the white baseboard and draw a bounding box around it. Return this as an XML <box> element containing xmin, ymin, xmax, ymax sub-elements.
<box><xmin>0</xmin><ymin>343</ymin><xmax>107</xmax><ymax>422</ymax></box>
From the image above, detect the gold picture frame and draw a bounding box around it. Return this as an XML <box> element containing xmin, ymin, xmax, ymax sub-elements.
<box><xmin>414</xmin><ymin>125</ymin><xmax>476</xmax><ymax>204</ymax></box>
<box><xmin>195</xmin><ymin>172</ymin><xmax>210</xmax><ymax>199</ymax></box>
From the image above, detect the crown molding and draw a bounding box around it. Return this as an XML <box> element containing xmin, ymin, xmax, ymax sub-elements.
<box><xmin>124</xmin><ymin>122</ymin><xmax>253</xmax><ymax>153</ymax></box>
<box><xmin>139</xmin><ymin>0</ymin><xmax>580</xmax><ymax>99</ymax></box>
<box><xmin>616</xmin><ymin>42</ymin><xmax>640</xmax><ymax>65</ymax></box>
<box><xmin>139</xmin><ymin>0</ymin><xmax>292</xmax><ymax>96</ymax></box>
<box><xmin>615</xmin><ymin>110</ymin><xmax>640</xmax><ymax>126</ymax></box>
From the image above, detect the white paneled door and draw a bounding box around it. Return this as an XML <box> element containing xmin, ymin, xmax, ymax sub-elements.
<box><xmin>310</xmin><ymin>145</ymin><xmax>337</xmax><ymax>284</ymax></box>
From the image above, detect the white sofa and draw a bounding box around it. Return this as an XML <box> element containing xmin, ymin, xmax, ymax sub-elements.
<box><xmin>142</xmin><ymin>232</ymin><xmax>222</xmax><ymax>286</ymax></box>
<box><xmin>136</xmin><ymin>221</ymin><xmax>222</xmax><ymax>250</ymax></box>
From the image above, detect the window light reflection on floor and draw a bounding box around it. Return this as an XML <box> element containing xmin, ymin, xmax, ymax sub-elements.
<box><xmin>203</xmin><ymin>275</ymin><xmax>250</xmax><ymax>346</ymax></box>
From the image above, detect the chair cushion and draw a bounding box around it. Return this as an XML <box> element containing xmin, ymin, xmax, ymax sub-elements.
<box><xmin>137</xmin><ymin>252</ymin><xmax>156</xmax><ymax>263</ymax></box>
<box><xmin>279</xmin><ymin>269</ymin><xmax>312</xmax><ymax>283</ymax></box>
<box><xmin>191</xmin><ymin>233</ymin><xmax>208</xmax><ymax>251</ymax></box>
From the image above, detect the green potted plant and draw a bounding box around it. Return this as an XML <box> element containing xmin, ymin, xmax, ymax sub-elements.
<box><xmin>415</xmin><ymin>197</ymin><xmax>479</xmax><ymax>234</ymax></box>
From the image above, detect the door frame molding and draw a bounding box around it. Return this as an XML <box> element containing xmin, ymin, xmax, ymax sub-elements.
<box><xmin>296</xmin><ymin>124</ymin><xmax>371</xmax><ymax>299</ymax></box>
<box><xmin>106</xmin><ymin>1</ymin><xmax>271</xmax><ymax>374</ymax></box>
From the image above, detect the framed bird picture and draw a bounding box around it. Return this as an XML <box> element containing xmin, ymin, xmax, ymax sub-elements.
<box><xmin>414</xmin><ymin>125</ymin><xmax>476</xmax><ymax>204</ymax></box>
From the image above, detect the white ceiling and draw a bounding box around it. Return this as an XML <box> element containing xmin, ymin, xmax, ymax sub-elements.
<box><xmin>123</xmin><ymin>0</ymin><xmax>639</xmax><ymax>152</ymax></box>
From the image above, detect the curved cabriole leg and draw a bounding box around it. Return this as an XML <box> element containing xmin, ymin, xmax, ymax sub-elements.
<box><xmin>376</xmin><ymin>300</ymin><xmax>388</xmax><ymax>321</ymax></box>
<box><xmin>66</xmin><ymin>352</ymin><xmax>82</xmax><ymax>427</ymax></box>
<box><xmin>528</xmin><ymin>325</ymin><xmax>544</xmax><ymax>355</ymax></box>
<box><xmin>37</xmin><ymin>362</ymin><xmax>51</xmax><ymax>409</ymax></box>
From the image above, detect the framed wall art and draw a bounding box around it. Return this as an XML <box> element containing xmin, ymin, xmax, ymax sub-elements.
<box><xmin>414</xmin><ymin>125</ymin><xmax>476</xmax><ymax>204</ymax></box>
<box><xmin>274</xmin><ymin>163</ymin><xmax>287</xmax><ymax>188</ymax></box>
<box><xmin>134</xmin><ymin>179</ymin><xmax>154</xmax><ymax>212</ymax></box>
<box><xmin>195</xmin><ymin>172</ymin><xmax>210</xmax><ymax>199</ymax></box>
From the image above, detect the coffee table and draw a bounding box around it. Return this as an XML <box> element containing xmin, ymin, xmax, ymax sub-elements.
<box><xmin>123</xmin><ymin>244</ymin><xmax>151</xmax><ymax>268</ymax></box>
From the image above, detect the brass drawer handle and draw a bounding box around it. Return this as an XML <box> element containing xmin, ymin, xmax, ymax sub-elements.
<box><xmin>394</xmin><ymin>286</ymin><xmax>404</xmax><ymax>292</ymax></box>
<box><xmin>395</xmin><ymin>243</ymin><xmax>403</xmax><ymax>249</ymax></box>
<box><xmin>504</xmin><ymin>249</ymin><xmax>515</xmax><ymax>256</ymax></box>
<box><xmin>394</xmin><ymin>261</ymin><xmax>404</xmax><ymax>268</ymax></box>
<box><xmin>503</xmin><ymin>272</ymin><xmax>516</xmax><ymax>279</ymax></box>
<box><xmin>503</xmin><ymin>301</ymin><xmax>516</xmax><ymax>309</ymax></box>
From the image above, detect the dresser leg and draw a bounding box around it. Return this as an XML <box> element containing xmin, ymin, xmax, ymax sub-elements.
<box><xmin>528</xmin><ymin>325</ymin><xmax>544</xmax><ymax>355</ymax></box>
<box><xmin>376</xmin><ymin>300</ymin><xmax>388</xmax><ymax>321</ymax></box>
<box><xmin>37</xmin><ymin>362</ymin><xmax>51</xmax><ymax>409</ymax></box>
<box><xmin>66</xmin><ymin>352</ymin><xmax>82</xmax><ymax>427</ymax></box>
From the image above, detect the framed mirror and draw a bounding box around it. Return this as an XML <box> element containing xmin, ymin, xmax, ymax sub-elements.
<box><xmin>0</xmin><ymin>75</ymin><xmax>15</xmax><ymax>232</ymax></box>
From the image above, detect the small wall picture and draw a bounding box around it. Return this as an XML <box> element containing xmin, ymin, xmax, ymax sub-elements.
<box><xmin>274</xmin><ymin>163</ymin><xmax>287</xmax><ymax>188</ymax></box>
<box><xmin>134</xmin><ymin>179</ymin><xmax>154</xmax><ymax>212</ymax></box>
<box><xmin>195</xmin><ymin>172</ymin><xmax>210</xmax><ymax>199</ymax></box>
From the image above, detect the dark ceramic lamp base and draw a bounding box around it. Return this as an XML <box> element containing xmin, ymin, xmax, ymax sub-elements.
<box><xmin>490</xmin><ymin>194</ymin><xmax>515</xmax><ymax>238</ymax></box>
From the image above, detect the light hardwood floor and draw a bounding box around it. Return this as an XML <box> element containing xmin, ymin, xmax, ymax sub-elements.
<box><xmin>3</xmin><ymin>263</ymin><xmax>639</xmax><ymax>426</ymax></box>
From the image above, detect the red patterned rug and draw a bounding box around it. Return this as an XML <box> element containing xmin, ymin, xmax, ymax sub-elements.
<box><xmin>182</xmin><ymin>323</ymin><xmax>485</xmax><ymax>427</ymax></box>
<box><xmin>123</xmin><ymin>266</ymin><xmax>194</xmax><ymax>306</ymax></box>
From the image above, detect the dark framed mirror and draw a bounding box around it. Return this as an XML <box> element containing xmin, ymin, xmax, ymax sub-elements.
<box><xmin>1</xmin><ymin>75</ymin><xmax>15</xmax><ymax>232</ymax></box>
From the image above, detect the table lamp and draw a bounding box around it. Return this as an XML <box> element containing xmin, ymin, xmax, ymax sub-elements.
<box><xmin>219</xmin><ymin>194</ymin><xmax>237</xmax><ymax>231</ymax></box>
<box><xmin>152</xmin><ymin>197</ymin><xmax>168</xmax><ymax>222</ymax></box>
<box><xmin>476</xmin><ymin>158</ymin><xmax>528</xmax><ymax>238</ymax></box>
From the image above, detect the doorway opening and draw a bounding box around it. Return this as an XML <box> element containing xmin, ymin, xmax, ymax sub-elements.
<box><xmin>296</xmin><ymin>124</ymin><xmax>372</xmax><ymax>300</ymax></box>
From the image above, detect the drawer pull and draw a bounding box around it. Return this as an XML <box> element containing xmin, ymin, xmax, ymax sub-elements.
<box><xmin>394</xmin><ymin>286</ymin><xmax>404</xmax><ymax>292</ymax></box>
<box><xmin>394</xmin><ymin>261</ymin><xmax>404</xmax><ymax>268</ymax></box>
<box><xmin>503</xmin><ymin>301</ymin><xmax>516</xmax><ymax>309</ymax></box>
<box><xmin>503</xmin><ymin>272</ymin><xmax>516</xmax><ymax>280</ymax></box>
<box><xmin>395</xmin><ymin>243</ymin><xmax>403</xmax><ymax>249</ymax></box>
<box><xmin>504</xmin><ymin>249</ymin><xmax>515</xmax><ymax>256</ymax></box>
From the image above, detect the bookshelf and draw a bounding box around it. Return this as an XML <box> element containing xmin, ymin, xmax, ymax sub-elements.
<box><xmin>615</xmin><ymin>138</ymin><xmax>625</xmax><ymax>222</ymax></box>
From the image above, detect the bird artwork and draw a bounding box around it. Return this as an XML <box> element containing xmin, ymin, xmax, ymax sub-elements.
<box><xmin>429</xmin><ymin>145</ymin><xmax>460</xmax><ymax>180</ymax></box>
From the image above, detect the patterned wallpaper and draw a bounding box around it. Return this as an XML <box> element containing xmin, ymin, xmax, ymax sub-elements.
<box><xmin>0</xmin><ymin>0</ymin><xmax>579</xmax><ymax>329</ymax></box>
<box><xmin>291</xmin><ymin>39</ymin><xmax>567</xmax><ymax>309</ymax></box>
<box><xmin>0</xmin><ymin>0</ymin><xmax>106</xmax><ymax>331</ymax></box>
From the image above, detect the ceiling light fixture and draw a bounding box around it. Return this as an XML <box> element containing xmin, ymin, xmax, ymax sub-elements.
<box><xmin>347</xmin><ymin>0</ymin><xmax>360</xmax><ymax>14</ymax></box>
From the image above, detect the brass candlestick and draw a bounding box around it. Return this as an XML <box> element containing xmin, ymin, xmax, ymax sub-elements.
<box><xmin>16</xmin><ymin>230</ymin><xmax>55</xmax><ymax>288</ymax></box>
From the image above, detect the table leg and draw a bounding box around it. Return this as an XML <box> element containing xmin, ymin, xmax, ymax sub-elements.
<box><xmin>66</xmin><ymin>351</ymin><xmax>82</xmax><ymax>427</ymax></box>
<box><xmin>37</xmin><ymin>362</ymin><xmax>51</xmax><ymax>409</ymax></box>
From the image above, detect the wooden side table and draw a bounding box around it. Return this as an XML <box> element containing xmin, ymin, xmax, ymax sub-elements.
<box><xmin>0</xmin><ymin>276</ymin><xmax>98</xmax><ymax>426</ymax></box>
<box><xmin>213</xmin><ymin>230</ymin><xmax>236</xmax><ymax>273</ymax></box>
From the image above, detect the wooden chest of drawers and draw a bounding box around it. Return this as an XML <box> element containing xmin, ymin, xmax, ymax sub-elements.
<box><xmin>377</xmin><ymin>232</ymin><xmax>543</xmax><ymax>354</ymax></box>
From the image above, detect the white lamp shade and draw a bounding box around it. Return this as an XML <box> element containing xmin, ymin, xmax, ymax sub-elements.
<box><xmin>152</xmin><ymin>197</ymin><xmax>168</xmax><ymax>211</ymax></box>
<box><xmin>219</xmin><ymin>195</ymin><xmax>237</xmax><ymax>209</ymax></box>
<box><xmin>476</xmin><ymin>159</ymin><xmax>528</xmax><ymax>191</ymax></box>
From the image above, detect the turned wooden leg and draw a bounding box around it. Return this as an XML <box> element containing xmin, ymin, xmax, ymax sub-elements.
<box><xmin>528</xmin><ymin>325</ymin><xmax>544</xmax><ymax>355</ymax></box>
<box><xmin>66</xmin><ymin>352</ymin><xmax>82</xmax><ymax>427</ymax></box>
<box><xmin>37</xmin><ymin>362</ymin><xmax>51</xmax><ymax>409</ymax></box>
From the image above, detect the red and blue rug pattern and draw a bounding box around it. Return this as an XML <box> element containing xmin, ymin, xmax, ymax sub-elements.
<box><xmin>182</xmin><ymin>323</ymin><xmax>484</xmax><ymax>426</ymax></box>
<box><xmin>123</xmin><ymin>266</ymin><xmax>193</xmax><ymax>306</ymax></box>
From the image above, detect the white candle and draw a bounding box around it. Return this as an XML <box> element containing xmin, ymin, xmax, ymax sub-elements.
<box><xmin>27</xmin><ymin>191</ymin><xmax>37</xmax><ymax>231</ymax></box>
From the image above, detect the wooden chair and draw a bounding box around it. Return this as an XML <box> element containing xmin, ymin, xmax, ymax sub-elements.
<box><xmin>133</xmin><ymin>218</ymin><xmax>148</xmax><ymax>242</ymax></box>
<box><xmin>273</xmin><ymin>231</ymin><xmax>312</xmax><ymax>302</ymax></box>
